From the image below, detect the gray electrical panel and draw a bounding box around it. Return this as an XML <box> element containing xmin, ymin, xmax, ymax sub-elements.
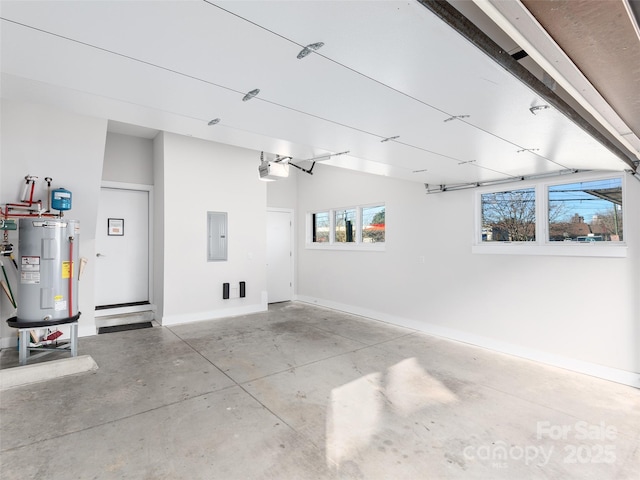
<box><xmin>207</xmin><ymin>211</ymin><xmax>227</xmax><ymax>262</ymax></box>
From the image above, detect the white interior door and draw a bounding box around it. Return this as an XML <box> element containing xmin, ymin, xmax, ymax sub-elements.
<box><xmin>95</xmin><ymin>187</ymin><xmax>149</xmax><ymax>307</ymax></box>
<box><xmin>267</xmin><ymin>210</ymin><xmax>293</xmax><ymax>303</ymax></box>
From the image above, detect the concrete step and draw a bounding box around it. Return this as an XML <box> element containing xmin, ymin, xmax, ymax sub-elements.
<box><xmin>95</xmin><ymin>310</ymin><xmax>155</xmax><ymax>329</ymax></box>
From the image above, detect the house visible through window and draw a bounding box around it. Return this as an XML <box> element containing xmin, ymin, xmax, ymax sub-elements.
<box><xmin>548</xmin><ymin>178</ymin><xmax>623</xmax><ymax>242</ymax></box>
<box><xmin>475</xmin><ymin>174</ymin><xmax>626</xmax><ymax>256</ymax></box>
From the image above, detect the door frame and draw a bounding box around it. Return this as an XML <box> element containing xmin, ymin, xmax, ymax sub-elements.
<box><xmin>95</xmin><ymin>181</ymin><xmax>155</xmax><ymax>317</ymax></box>
<box><xmin>267</xmin><ymin>207</ymin><xmax>295</xmax><ymax>303</ymax></box>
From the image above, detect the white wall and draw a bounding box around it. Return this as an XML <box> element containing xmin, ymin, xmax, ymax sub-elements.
<box><xmin>267</xmin><ymin>171</ymin><xmax>297</xmax><ymax>209</ymax></box>
<box><xmin>159</xmin><ymin>133</ymin><xmax>267</xmax><ymax>325</ymax></box>
<box><xmin>103</xmin><ymin>132</ymin><xmax>154</xmax><ymax>185</ymax></box>
<box><xmin>296</xmin><ymin>164</ymin><xmax>640</xmax><ymax>386</ymax></box>
<box><xmin>0</xmin><ymin>100</ymin><xmax>107</xmax><ymax>345</ymax></box>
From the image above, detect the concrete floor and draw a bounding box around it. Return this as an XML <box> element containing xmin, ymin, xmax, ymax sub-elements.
<box><xmin>0</xmin><ymin>302</ymin><xmax>638</xmax><ymax>479</ymax></box>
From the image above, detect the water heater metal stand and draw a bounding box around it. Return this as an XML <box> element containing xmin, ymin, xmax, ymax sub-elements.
<box><xmin>7</xmin><ymin>315</ymin><xmax>80</xmax><ymax>366</ymax></box>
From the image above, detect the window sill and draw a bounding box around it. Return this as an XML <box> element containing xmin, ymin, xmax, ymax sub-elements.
<box><xmin>472</xmin><ymin>243</ymin><xmax>627</xmax><ymax>258</ymax></box>
<box><xmin>306</xmin><ymin>243</ymin><xmax>385</xmax><ymax>252</ymax></box>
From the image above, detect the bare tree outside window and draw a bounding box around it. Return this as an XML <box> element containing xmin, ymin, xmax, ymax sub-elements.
<box><xmin>590</xmin><ymin>207</ymin><xmax>623</xmax><ymax>241</ymax></box>
<box><xmin>479</xmin><ymin>177</ymin><xmax>623</xmax><ymax>248</ymax></box>
<box><xmin>481</xmin><ymin>188</ymin><xmax>536</xmax><ymax>242</ymax></box>
<box><xmin>312</xmin><ymin>212</ymin><xmax>330</xmax><ymax>243</ymax></box>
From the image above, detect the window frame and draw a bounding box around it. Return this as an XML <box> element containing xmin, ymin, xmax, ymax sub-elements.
<box><xmin>311</xmin><ymin>211</ymin><xmax>330</xmax><ymax>244</ymax></box>
<box><xmin>307</xmin><ymin>203</ymin><xmax>385</xmax><ymax>251</ymax></box>
<box><xmin>334</xmin><ymin>208</ymin><xmax>358</xmax><ymax>243</ymax></box>
<box><xmin>480</xmin><ymin>186</ymin><xmax>538</xmax><ymax>243</ymax></box>
<box><xmin>473</xmin><ymin>173</ymin><xmax>627</xmax><ymax>257</ymax></box>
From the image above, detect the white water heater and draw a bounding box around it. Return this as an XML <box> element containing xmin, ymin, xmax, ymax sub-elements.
<box><xmin>17</xmin><ymin>219</ymin><xmax>80</xmax><ymax>323</ymax></box>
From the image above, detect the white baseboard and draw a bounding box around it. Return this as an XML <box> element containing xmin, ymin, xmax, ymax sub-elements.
<box><xmin>161</xmin><ymin>302</ymin><xmax>267</xmax><ymax>326</ymax></box>
<box><xmin>296</xmin><ymin>296</ymin><xmax>640</xmax><ymax>389</ymax></box>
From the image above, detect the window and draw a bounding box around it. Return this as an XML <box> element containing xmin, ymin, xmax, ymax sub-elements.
<box><xmin>474</xmin><ymin>174</ymin><xmax>626</xmax><ymax>257</ymax></box>
<box><xmin>335</xmin><ymin>208</ymin><xmax>356</xmax><ymax>243</ymax></box>
<box><xmin>548</xmin><ymin>178</ymin><xmax>623</xmax><ymax>242</ymax></box>
<box><xmin>362</xmin><ymin>205</ymin><xmax>385</xmax><ymax>243</ymax></box>
<box><xmin>308</xmin><ymin>204</ymin><xmax>385</xmax><ymax>250</ymax></box>
<box><xmin>481</xmin><ymin>188</ymin><xmax>536</xmax><ymax>242</ymax></box>
<box><xmin>312</xmin><ymin>212</ymin><xmax>330</xmax><ymax>243</ymax></box>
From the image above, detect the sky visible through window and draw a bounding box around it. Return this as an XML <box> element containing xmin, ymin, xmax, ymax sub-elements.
<box><xmin>362</xmin><ymin>205</ymin><xmax>385</xmax><ymax>224</ymax></box>
<box><xmin>548</xmin><ymin>178</ymin><xmax>622</xmax><ymax>223</ymax></box>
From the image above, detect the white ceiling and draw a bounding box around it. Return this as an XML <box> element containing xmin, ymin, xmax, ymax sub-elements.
<box><xmin>1</xmin><ymin>0</ymin><xmax>637</xmax><ymax>185</ymax></box>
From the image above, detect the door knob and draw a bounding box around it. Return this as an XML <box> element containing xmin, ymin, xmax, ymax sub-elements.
<box><xmin>96</xmin><ymin>253</ymin><xmax>107</xmax><ymax>257</ymax></box>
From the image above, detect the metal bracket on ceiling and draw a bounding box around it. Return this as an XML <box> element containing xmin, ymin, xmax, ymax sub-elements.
<box><xmin>242</xmin><ymin>89</ymin><xmax>260</xmax><ymax>101</ymax></box>
<box><xmin>529</xmin><ymin>105</ymin><xmax>550</xmax><ymax>115</ymax></box>
<box><xmin>443</xmin><ymin>115</ymin><xmax>470</xmax><ymax>122</ymax></box>
<box><xmin>297</xmin><ymin>42</ymin><xmax>325</xmax><ymax>59</ymax></box>
<box><xmin>275</xmin><ymin>150</ymin><xmax>350</xmax><ymax>176</ymax></box>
